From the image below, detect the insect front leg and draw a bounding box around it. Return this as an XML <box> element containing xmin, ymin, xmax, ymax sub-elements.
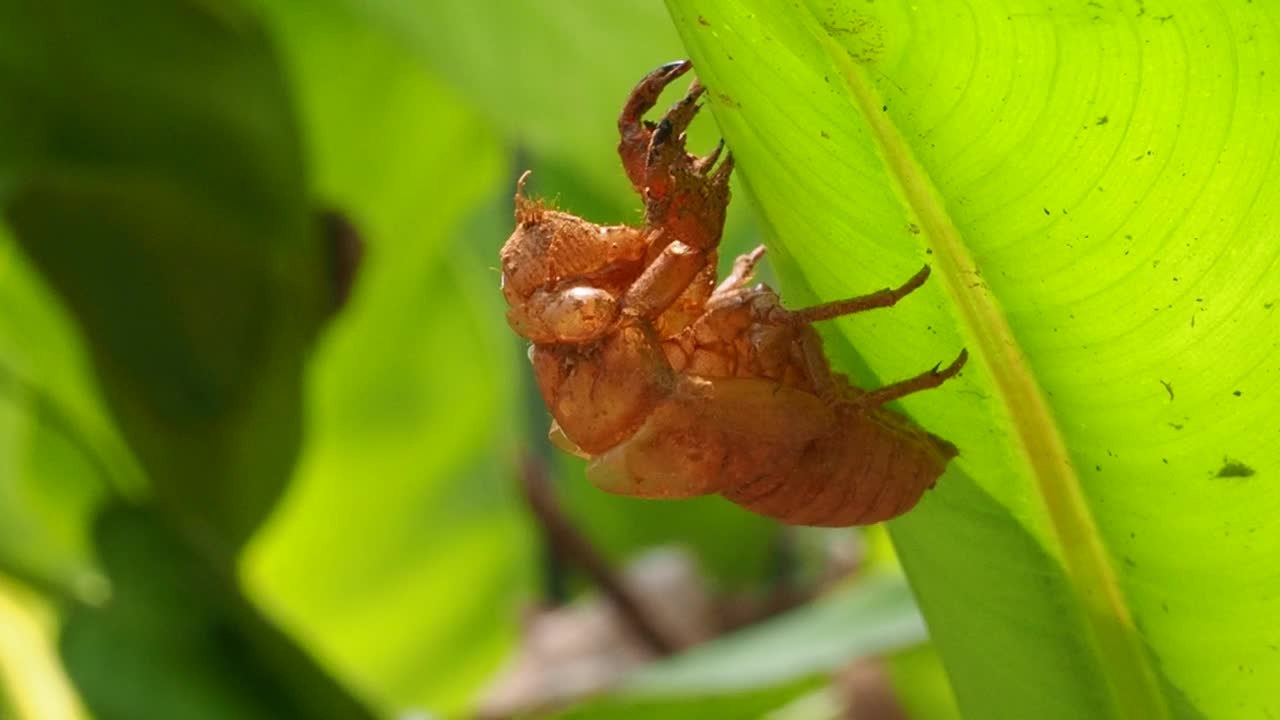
<box><xmin>631</xmin><ymin>72</ymin><xmax>733</xmax><ymax>334</ymax></box>
<box><xmin>621</xmin><ymin>236</ymin><xmax>709</xmax><ymax>320</ymax></box>
<box><xmin>617</xmin><ymin>60</ymin><xmax>694</xmax><ymax>195</ymax></box>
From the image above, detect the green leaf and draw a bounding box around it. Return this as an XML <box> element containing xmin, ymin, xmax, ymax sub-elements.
<box><xmin>0</xmin><ymin>222</ymin><xmax>148</xmax><ymax>601</ymax></box>
<box><xmin>335</xmin><ymin>0</ymin><xmax>689</xmax><ymax>205</ymax></box>
<box><xmin>61</xmin><ymin>503</ymin><xmax>374</xmax><ymax>720</ymax></box>
<box><xmin>887</xmin><ymin>645</ymin><xmax>962</xmax><ymax>720</ymax></box>
<box><xmin>628</xmin><ymin>574</ymin><xmax>923</xmax><ymax>694</ymax></box>
<box><xmin>553</xmin><ymin>680</ymin><xmax>822</xmax><ymax>720</ymax></box>
<box><xmin>666</xmin><ymin>1</ymin><xmax>1279</xmax><ymax>718</ymax></box>
<box><xmin>558</xmin><ymin>574</ymin><xmax>924</xmax><ymax>718</ymax></box>
<box><xmin>240</xmin><ymin>2</ymin><xmax>533</xmax><ymax>713</ymax></box>
<box><xmin>0</xmin><ymin>0</ymin><xmax>327</xmax><ymax>550</ymax></box>
<box><xmin>0</xmin><ymin>1</ymin><xmax>377</xmax><ymax>717</ymax></box>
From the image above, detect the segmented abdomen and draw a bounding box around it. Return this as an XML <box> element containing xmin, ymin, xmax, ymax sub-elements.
<box><xmin>720</xmin><ymin>408</ymin><xmax>957</xmax><ymax>526</ymax></box>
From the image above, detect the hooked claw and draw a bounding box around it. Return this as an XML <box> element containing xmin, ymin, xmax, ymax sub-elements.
<box><xmin>618</xmin><ymin>60</ymin><xmax>696</xmax><ymax>193</ymax></box>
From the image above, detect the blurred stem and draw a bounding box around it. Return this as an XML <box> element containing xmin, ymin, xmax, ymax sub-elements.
<box><xmin>0</xmin><ymin>557</ymin><xmax>73</xmax><ymax>606</ymax></box>
<box><xmin>0</xmin><ymin>361</ymin><xmax>116</xmax><ymax>603</ymax></box>
<box><xmin>0</xmin><ymin>361</ymin><xmax>118</xmax><ymax>497</ymax></box>
<box><xmin>519</xmin><ymin>451</ymin><xmax>676</xmax><ymax>657</ymax></box>
<box><xmin>508</xmin><ymin>154</ymin><xmax>572</xmax><ymax>608</ymax></box>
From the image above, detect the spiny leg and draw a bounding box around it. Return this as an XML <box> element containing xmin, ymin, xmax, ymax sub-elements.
<box><xmin>792</xmin><ymin>265</ymin><xmax>931</xmax><ymax>324</ymax></box>
<box><xmin>779</xmin><ymin>264</ymin><xmax>959</xmax><ymax>405</ymax></box>
<box><xmin>618</xmin><ymin>60</ymin><xmax>694</xmax><ymax>194</ymax></box>
<box><xmin>692</xmin><ymin>139</ymin><xmax>725</xmax><ymax>175</ymax></box>
<box><xmin>638</xmin><ymin>96</ymin><xmax>734</xmax><ymax>332</ymax></box>
<box><xmin>853</xmin><ymin>350</ymin><xmax>968</xmax><ymax>409</ymax></box>
<box><xmin>645</xmin><ymin>124</ymin><xmax>733</xmax><ymax>224</ymax></box>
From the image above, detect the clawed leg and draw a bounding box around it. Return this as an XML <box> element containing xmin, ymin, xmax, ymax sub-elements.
<box><xmin>780</xmin><ymin>264</ymin><xmax>963</xmax><ymax>407</ymax></box>
<box><xmin>643</xmin><ymin>82</ymin><xmax>728</xmax><ymax>201</ymax></box>
<box><xmin>616</xmin><ymin>60</ymin><xmax>733</xmax><ymax>247</ymax></box>
<box><xmin>853</xmin><ymin>350</ymin><xmax>968</xmax><ymax>409</ymax></box>
<box><xmin>618</xmin><ymin>60</ymin><xmax>694</xmax><ymax>194</ymax></box>
<box><xmin>615</xmin><ymin>61</ymin><xmax>737</xmax><ymax>335</ymax></box>
<box><xmin>792</xmin><ymin>265</ymin><xmax>931</xmax><ymax>324</ymax></box>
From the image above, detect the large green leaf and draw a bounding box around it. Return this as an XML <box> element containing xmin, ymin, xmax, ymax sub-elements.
<box><xmin>0</xmin><ymin>232</ymin><xmax>120</xmax><ymax>596</ymax></box>
<box><xmin>241</xmin><ymin>1</ymin><xmax>533</xmax><ymax>713</ymax></box>
<box><xmin>0</xmin><ymin>0</ymin><xmax>375</xmax><ymax>717</ymax></box>
<box><xmin>666</xmin><ymin>1</ymin><xmax>1279</xmax><ymax>719</ymax></box>
<box><xmin>60</xmin><ymin>504</ymin><xmax>372</xmax><ymax>720</ymax></box>
<box><xmin>0</xmin><ymin>0</ymin><xmax>328</xmax><ymax>550</ymax></box>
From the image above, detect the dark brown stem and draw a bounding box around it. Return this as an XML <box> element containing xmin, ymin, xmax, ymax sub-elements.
<box><xmin>519</xmin><ymin>451</ymin><xmax>676</xmax><ymax>657</ymax></box>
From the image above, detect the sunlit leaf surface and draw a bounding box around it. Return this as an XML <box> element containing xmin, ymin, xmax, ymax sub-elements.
<box><xmin>667</xmin><ymin>1</ymin><xmax>1280</xmax><ymax>718</ymax></box>
<box><xmin>10</xmin><ymin>1</ymin><xmax>1269</xmax><ymax>717</ymax></box>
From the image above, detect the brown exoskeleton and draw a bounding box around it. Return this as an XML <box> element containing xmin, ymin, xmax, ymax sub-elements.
<box><xmin>500</xmin><ymin>61</ymin><xmax>967</xmax><ymax>526</ymax></box>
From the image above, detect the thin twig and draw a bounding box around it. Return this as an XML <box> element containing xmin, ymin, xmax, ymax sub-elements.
<box><xmin>518</xmin><ymin>451</ymin><xmax>676</xmax><ymax>657</ymax></box>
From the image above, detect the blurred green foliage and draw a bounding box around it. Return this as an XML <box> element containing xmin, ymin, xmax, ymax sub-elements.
<box><xmin>5</xmin><ymin>1</ymin><xmax>1274</xmax><ymax>719</ymax></box>
<box><xmin>0</xmin><ymin>1</ymin><xmax>926</xmax><ymax>718</ymax></box>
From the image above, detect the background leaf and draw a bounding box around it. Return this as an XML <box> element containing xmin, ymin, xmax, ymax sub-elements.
<box><xmin>241</xmin><ymin>1</ymin><xmax>530</xmax><ymax>712</ymax></box>
<box><xmin>0</xmin><ymin>0</ymin><xmax>375</xmax><ymax>717</ymax></box>
<box><xmin>61</xmin><ymin>504</ymin><xmax>372</xmax><ymax>720</ymax></box>
<box><xmin>556</xmin><ymin>574</ymin><xmax>924</xmax><ymax>719</ymax></box>
<box><xmin>667</xmin><ymin>1</ymin><xmax>1280</xmax><ymax>718</ymax></box>
<box><xmin>0</xmin><ymin>0</ymin><xmax>326</xmax><ymax>550</ymax></box>
<box><xmin>0</xmin><ymin>233</ymin><xmax>121</xmax><ymax>596</ymax></box>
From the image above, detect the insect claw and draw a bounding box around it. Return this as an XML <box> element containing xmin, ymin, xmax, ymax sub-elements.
<box><xmin>897</xmin><ymin>265</ymin><xmax>931</xmax><ymax>297</ymax></box>
<box><xmin>927</xmin><ymin>349</ymin><xmax>967</xmax><ymax>378</ymax></box>
<box><xmin>852</xmin><ymin>347</ymin><xmax>968</xmax><ymax>409</ymax></box>
<box><xmin>620</xmin><ymin>61</ymin><xmax>693</xmax><ymax>131</ymax></box>
<box><xmin>693</xmin><ymin>140</ymin><xmax>725</xmax><ymax>175</ymax></box>
<box><xmin>941</xmin><ymin>348</ymin><xmax>969</xmax><ymax>378</ymax></box>
<box><xmin>711</xmin><ymin>152</ymin><xmax>734</xmax><ymax>185</ymax></box>
<box><xmin>619</xmin><ymin>60</ymin><xmax>695</xmax><ymax>192</ymax></box>
<box><xmin>657</xmin><ymin>59</ymin><xmax>692</xmax><ymax>75</ymax></box>
<box><xmin>651</xmin><ymin>118</ymin><xmax>673</xmax><ymax>151</ymax></box>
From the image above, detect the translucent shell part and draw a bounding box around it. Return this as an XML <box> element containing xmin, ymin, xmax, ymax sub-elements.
<box><xmin>497</xmin><ymin>61</ymin><xmax>965</xmax><ymax>526</ymax></box>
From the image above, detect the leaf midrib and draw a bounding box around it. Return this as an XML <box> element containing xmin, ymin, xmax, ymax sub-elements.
<box><xmin>804</xmin><ymin>15</ymin><xmax>1168</xmax><ymax>720</ymax></box>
